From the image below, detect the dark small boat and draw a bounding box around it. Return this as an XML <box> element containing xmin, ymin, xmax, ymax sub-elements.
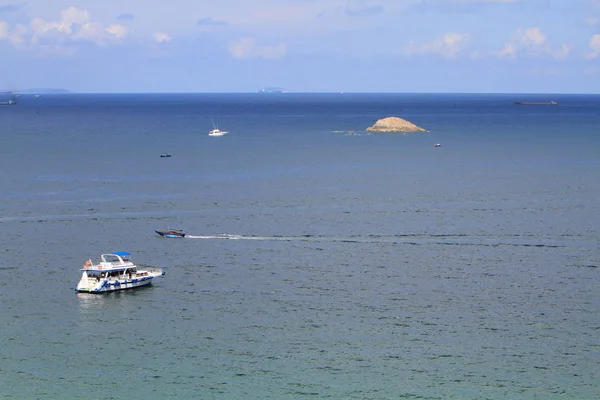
<box><xmin>160</xmin><ymin>153</ymin><xmax>171</xmax><ymax>158</ymax></box>
<box><xmin>155</xmin><ymin>229</ymin><xmax>185</xmax><ymax>238</ymax></box>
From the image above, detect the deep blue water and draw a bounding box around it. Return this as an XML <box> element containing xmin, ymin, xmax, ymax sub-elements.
<box><xmin>0</xmin><ymin>93</ymin><xmax>599</xmax><ymax>399</ymax></box>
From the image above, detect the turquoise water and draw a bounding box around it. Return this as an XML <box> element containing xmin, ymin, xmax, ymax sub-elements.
<box><xmin>0</xmin><ymin>93</ymin><xmax>599</xmax><ymax>399</ymax></box>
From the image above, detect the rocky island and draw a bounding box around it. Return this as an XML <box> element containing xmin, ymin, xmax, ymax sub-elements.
<box><xmin>366</xmin><ymin>117</ymin><xmax>427</xmax><ymax>133</ymax></box>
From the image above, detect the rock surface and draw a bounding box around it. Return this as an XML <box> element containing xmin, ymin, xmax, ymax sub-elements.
<box><xmin>366</xmin><ymin>117</ymin><xmax>427</xmax><ymax>133</ymax></box>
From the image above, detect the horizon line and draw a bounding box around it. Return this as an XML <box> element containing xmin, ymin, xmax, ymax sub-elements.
<box><xmin>6</xmin><ymin>90</ymin><xmax>599</xmax><ymax>95</ymax></box>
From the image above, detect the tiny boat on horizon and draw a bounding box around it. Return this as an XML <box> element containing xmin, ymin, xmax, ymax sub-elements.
<box><xmin>160</xmin><ymin>153</ymin><xmax>171</xmax><ymax>158</ymax></box>
<box><xmin>155</xmin><ymin>229</ymin><xmax>186</xmax><ymax>238</ymax></box>
<box><xmin>513</xmin><ymin>101</ymin><xmax>558</xmax><ymax>106</ymax></box>
<box><xmin>0</xmin><ymin>91</ymin><xmax>17</xmax><ymax>105</ymax></box>
<box><xmin>0</xmin><ymin>98</ymin><xmax>17</xmax><ymax>105</ymax></box>
<box><xmin>76</xmin><ymin>252</ymin><xmax>165</xmax><ymax>293</ymax></box>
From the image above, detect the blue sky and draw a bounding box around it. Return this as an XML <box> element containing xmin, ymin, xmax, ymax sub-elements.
<box><xmin>1</xmin><ymin>0</ymin><xmax>599</xmax><ymax>93</ymax></box>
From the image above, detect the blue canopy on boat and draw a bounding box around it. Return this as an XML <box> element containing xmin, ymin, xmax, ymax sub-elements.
<box><xmin>112</xmin><ymin>251</ymin><xmax>131</xmax><ymax>257</ymax></box>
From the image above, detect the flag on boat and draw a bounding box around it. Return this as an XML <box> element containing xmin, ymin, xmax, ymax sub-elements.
<box><xmin>83</xmin><ymin>259</ymin><xmax>92</xmax><ymax>268</ymax></box>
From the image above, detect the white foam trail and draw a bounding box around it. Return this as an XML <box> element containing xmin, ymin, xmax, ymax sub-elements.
<box><xmin>186</xmin><ymin>234</ymin><xmax>294</xmax><ymax>240</ymax></box>
<box><xmin>184</xmin><ymin>234</ymin><xmax>363</xmax><ymax>242</ymax></box>
<box><xmin>186</xmin><ymin>235</ymin><xmax>233</xmax><ymax>239</ymax></box>
<box><xmin>179</xmin><ymin>233</ymin><xmax>568</xmax><ymax>248</ymax></box>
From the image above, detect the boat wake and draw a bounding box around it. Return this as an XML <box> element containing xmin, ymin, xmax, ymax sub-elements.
<box><xmin>183</xmin><ymin>233</ymin><xmax>569</xmax><ymax>248</ymax></box>
<box><xmin>187</xmin><ymin>233</ymin><xmax>388</xmax><ymax>242</ymax></box>
<box><xmin>186</xmin><ymin>234</ymin><xmax>307</xmax><ymax>241</ymax></box>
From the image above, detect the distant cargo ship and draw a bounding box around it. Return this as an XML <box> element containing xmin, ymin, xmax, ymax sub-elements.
<box><xmin>259</xmin><ymin>87</ymin><xmax>284</xmax><ymax>93</ymax></box>
<box><xmin>513</xmin><ymin>101</ymin><xmax>558</xmax><ymax>106</ymax></box>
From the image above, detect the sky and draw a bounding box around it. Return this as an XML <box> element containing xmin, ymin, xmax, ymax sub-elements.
<box><xmin>1</xmin><ymin>0</ymin><xmax>600</xmax><ymax>93</ymax></box>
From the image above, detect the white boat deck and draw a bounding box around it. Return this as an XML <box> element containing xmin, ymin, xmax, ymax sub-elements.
<box><xmin>77</xmin><ymin>252</ymin><xmax>165</xmax><ymax>293</ymax></box>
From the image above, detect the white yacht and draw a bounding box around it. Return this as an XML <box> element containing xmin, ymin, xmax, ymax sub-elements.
<box><xmin>76</xmin><ymin>252</ymin><xmax>165</xmax><ymax>293</ymax></box>
<box><xmin>208</xmin><ymin>128</ymin><xmax>228</xmax><ymax>136</ymax></box>
<box><xmin>209</xmin><ymin>119</ymin><xmax>228</xmax><ymax>136</ymax></box>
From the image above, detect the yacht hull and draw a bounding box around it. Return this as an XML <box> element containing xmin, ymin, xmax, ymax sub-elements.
<box><xmin>77</xmin><ymin>271</ymin><xmax>165</xmax><ymax>293</ymax></box>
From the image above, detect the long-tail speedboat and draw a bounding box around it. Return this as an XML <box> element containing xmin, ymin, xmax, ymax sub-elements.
<box><xmin>76</xmin><ymin>252</ymin><xmax>165</xmax><ymax>293</ymax></box>
<box><xmin>155</xmin><ymin>229</ymin><xmax>186</xmax><ymax>238</ymax></box>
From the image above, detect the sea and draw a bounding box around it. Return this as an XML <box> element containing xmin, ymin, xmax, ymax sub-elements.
<box><xmin>0</xmin><ymin>93</ymin><xmax>598</xmax><ymax>399</ymax></box>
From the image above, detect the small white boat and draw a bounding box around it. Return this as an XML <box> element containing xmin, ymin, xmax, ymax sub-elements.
<box><xmin>208</xmin><ymin>119</ymin><xmax>228</xmax><ymax>136</ymax></box>
<box><xmin>208</xmin><ymin>128</ymin><xmax>228</xmax><ymax>136</ymax></box>
<box><xmin>76</xmin><ymin>252</ymin><xmax>165</xmax><ymax>293</ymax></box>
<box><xmin>433</xmin><ymin>143</ymin><xmax>441</xmax><ymax>147</ymax></box>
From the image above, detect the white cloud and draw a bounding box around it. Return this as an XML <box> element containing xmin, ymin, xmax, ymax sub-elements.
<box><xmin>1</xmin><ymin>7</ymin><xmax>129</xmax><ymax>50</ymax></box>
<box><xmin>153</xmin><ymin>32</ymin><xmax>171</xmax><ymax>43</ymax></box>
<box><xmin>494</xmin><ymin>27</ymin><xmax>570</xmax><ymax>60</ymax></box>
<box><xmin>72</xmin><ymin>22</ymin><xmax>108</xmax><ymax>44</ymax></box>
<box><xmin>228</xmin><ymin>37</ymin><xmax>287</xmax><ymax>59</ymax></box>
<box><xmin>106</xmin><ymin>25</ymin><xmax>128</xmax><ymax>40</ymax></box>
<box><xmin>494</xmin><ymin>42</ymin><xmax>517</xmax><ymax>58</ymax></box>
<box><xmin>519</xmin><ymin>27</ymin><xmax>545</xmax><ymax>46</ymax></box>
<box><xmin>0</xmin><ymin>20</ymin><xmax>27</xmax><ymax>47</ymax></box>
<box><xmin>586</xmin><ymin>34</ymin><xmax>600</xmax><ymax>59</ymax></box>
<box><xmin>404</xmin><ymin>32</ymin><xmax>471</xmax><ymax>58</ymax></box>
<box><xmin>30</xmin><ymin>7</ymin><xmax>90</xmax><ymax>41</ymax></box>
